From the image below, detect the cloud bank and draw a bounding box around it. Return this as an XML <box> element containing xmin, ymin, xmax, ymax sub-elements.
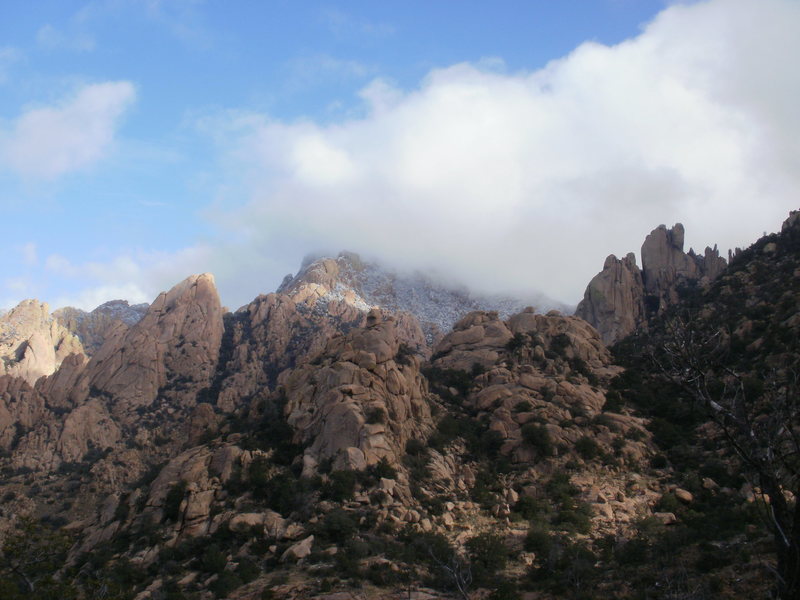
<box><xmin>1</xmin><ymin>81</ymin><xmax>135</xmax><ymax>179</ymax></box>
<box><xmin>188</xmin><ymin>0</ymin><xmax>798</xmax><ymax>308</ymax></box>
<box><xmin>31</xmin><ymin>0</ymin><xmax>800</xmax><ymax>310</ymax></box>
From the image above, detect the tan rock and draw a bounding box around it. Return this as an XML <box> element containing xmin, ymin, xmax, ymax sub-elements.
<box><xmin>281</xmin><ymin>535</ymin><xmax>314</xmax><ymax>561</ymax></box>
<box><xmin>575</xmin><ymin>222</ymin><xmax>726</xmax><ymax>345</ymax></box>
<box><xmin>74</xmin><ymin>274</ymin><xmax>224</xmax><ymax>417</ymax></box>
<box><xmin>653</xmin><ymin>512</ymin><xmax>678</xmax><ymax>525</ymax></box>
<box><xmin>575</xmin><ymin>253</ymin><xmax>645</xmax><ymax>346</ymax></box>
<box><xmin>54</xmin><ymin>300</ymin><xmax>148</xmax><ymax>356</ymax></box>
<box><xmin>0</xmin><ymin>300</ymin><xmax>86</xmax><ymax>385</ymax></box>
<box><xmin>284</xmin><ymin>314</ymin><xmax>432</xmax><ymax>473</ymax></box>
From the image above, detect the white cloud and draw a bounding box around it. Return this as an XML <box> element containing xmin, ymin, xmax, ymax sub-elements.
<box><xmin>320</xmin><ymin>8</ymin><xmax>395</xmax><ymax>40</ymax></box>
<box><xmin>32</xmin><ymin>0</ymin><xmax>800</xmax><ymax>311</ymax></box>
<box><xmin>284</xmin><ymin>54</ymin><xmax>374</xmax><ymax>93</ymax></box>
<box><xmin>0</xmin><ymin>47</ymin><xmax>21</xmax><ymax>84</ymax></box>
<box><xmin>20</xmin><ymin>243</ymin><xmax>38</xmax><ymax>267</ymax></box>
<box><xmin>52</xmin><ymin>283</ymin><xmax>150</xmax><ymax>313</ymax></box>
<box><xmin>198</xmin><ymin>0</ymin><xmax>800</xmax><ymax>304</ymax></box>
<box><xmin>36</xmin><ymin>24</ymin><xmax>96</xmax><ymax>52</ymax></box>
<box><xmin>0</xmin><ymin>81</ymin><xmax>136</xmax><ymax>179</ymax></box>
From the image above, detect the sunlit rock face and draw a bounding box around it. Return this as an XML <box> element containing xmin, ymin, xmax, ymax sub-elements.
<box><xmin>73</xmin><ymin>273</ymin><xmax>225</xmax><ymax>417</ymax></box>
<box><xmin>0</xmin><ymin>299</ymin><xmax>85</xmax><ymax>386</ymax></box>
<box><xmin>283</xmin><ymin>309</ymin><xmax>433</xmax><ymax>474</ymax></box>
<box><xmin>54</xmin><ymin>300</ymin><xmax>149</xmax><ymax>356</ymax></box>
<box><xmin>575</xmin><ymin>253</ymin><xmax>645</xmax><ymax>346</ymax></box>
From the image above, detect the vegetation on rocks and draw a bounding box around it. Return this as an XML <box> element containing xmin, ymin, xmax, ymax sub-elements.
<box><xmin>1</xmin><ymin>213</ymin><xmax>799</xmax><ymax>598</ymax></box>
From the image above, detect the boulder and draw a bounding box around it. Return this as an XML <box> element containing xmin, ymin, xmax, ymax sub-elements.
<box><xmin>282</xmin><ymin>535</ymin><xmax>314</xmax><ymax>562</ymax></box>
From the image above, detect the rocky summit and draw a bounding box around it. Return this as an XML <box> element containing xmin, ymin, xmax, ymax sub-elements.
<box><xmin>278</xmin><ymin>252</ymin><xmax>569</xmax><ymax>345</ymax></box>
<box><xmin>0</xmin><ymin>213</ymin><xmax>798</xmax><ymax>600</ymax></box>
<box><xmin>575</xmin><ymin>222</ymin><xmax>727</xmax><ymax>345</ymax></box>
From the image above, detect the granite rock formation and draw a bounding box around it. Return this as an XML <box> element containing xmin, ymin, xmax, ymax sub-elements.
<box><xmin>54</xmin><ymin>300</ymin><xmax>148</xmax><ymax>355</ymax></box>
<box><xmin>283</xmin><ymin>309</ymin><xmax>432</xmax><ymax>473</ymax></box>
<box><xmin>0</xmin><ymin>300</ymin><xmax>85</xmax><ymax>385</ymax></box>
<box><xmin>279</xmin><ymin>252</ymin><xmax>567</xmax><ymax>344</ymax></box>
<box><xmin>576</xmin><ymin>223</ymin><xmax>727</xmax><ymax>345</ymax></box>
<box><xmin>72</xmin><ymin>273</ymin><xmax>224</xmax><ymax>416</ymax></box>
<box><xmin>574</xmin><ymin>254</ymin><xmax>646</xmax><ymax>346</ymax></box>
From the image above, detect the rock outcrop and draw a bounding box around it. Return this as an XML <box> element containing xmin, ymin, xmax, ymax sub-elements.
<box><xmin>283</xmin><ymin>309</ymin><xmax>432</xmax><ymax>473</ymax></box>
<box><xmin>0</xmin><ymin>300</ymin><xmax>85</xmax><ymax>385</ymax></box>
<box><xmin>574</xmin><ymin>253</ymin><xmax>645</xmax><ymax>346</ymax></box>
<box><xmin>576</xmin><ymin>223</ymin><xmax>727</xmax><ymax>345</ymax></box>
<box><xmin>212</xmin><ymin>265</ymin><xmax>428</xmax><ymax>414</ymax></box>
<box><xmin>73</xmin><ymin>273</ymin><xmax>224</xmax><ymax>416</ymax></box>
<box><xmin>430</xmin><ymin>307</ymin><xmax>649</xmax><ymax>466</ymax></box>
<box><xmin>279</xmin><ymin>252</ymin><xmax>566</xmax><ymax>344</ymax></box>
<box><xmin>0</xmin><ymin>274</ymin><xmax>224</xmax><ymax>480</ymax></box>
<box><xmin>54</xmin><ymin>300</ymin><xmax>148</xmax><ymax>355</ymax></box>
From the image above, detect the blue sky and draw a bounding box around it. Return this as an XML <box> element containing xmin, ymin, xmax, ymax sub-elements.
<box><xmin>2</xmin><ymin>0</ymin><xmax>799</xmax><ymax>310</ymax></box>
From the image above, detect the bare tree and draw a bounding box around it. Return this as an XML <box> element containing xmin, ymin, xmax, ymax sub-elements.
<box><xmin>428</xmin><ymin>547</ymin><xmax>472</xmax><ymax>600</ymax></box>
<box><xmin>0</xmin><ymin>517</ymin><xmax>73</xmax><ymax>596</ymax></box>
<box><xmin>653</xmin><ymin>315</ymin><xmax>800</xmax><ymax>599</ymax></box>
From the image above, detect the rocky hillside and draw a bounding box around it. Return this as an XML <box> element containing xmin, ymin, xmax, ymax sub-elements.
<box><xmin>1</xmin><ymin>214</ymin><xmax>797</xmax><ymax>599</ymax></box>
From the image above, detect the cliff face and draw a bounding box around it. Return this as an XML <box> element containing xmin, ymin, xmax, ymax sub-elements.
<box><xmin>54</xmin><ymin>300</ymin><xmax>148</xmax><ymax>355</ymax></box>
<box><xmin>576</xmin><ymin>223</ymin><xmax>727</xmax><ymax>345</ymax></box>
<box><xmin>73</xmin><ymin>273</ymin><xmax>224</xmax><ymax>417</ymax></box>
<box><xmin>0</xmin><ymin>274</ymin><xmax>224</xmax><ymax>478</ymax></box>
<box><xmin>0</xmin><ymin>300</ymin><xmax>85</xmax><ymax>385</ymax></box>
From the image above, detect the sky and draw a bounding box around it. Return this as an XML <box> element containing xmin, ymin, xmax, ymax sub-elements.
<box><xmin>1</xmin><ymin>0</ymin><xmax>799</xmax><ymax>311</ymax></box>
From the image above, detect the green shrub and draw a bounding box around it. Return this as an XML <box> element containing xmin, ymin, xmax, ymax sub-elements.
<box><xmin>521</xmin><ymin>424</ymin><xmax>553</xmax><ymax>456</ymax></box>
<box><xmin>655</xmin><ymin>492</ymin><xmax>680</xmax><ymax>513</ymax></box>
<box><xmin>405</xmin><ymin>438</ymin><xmax>426</xmax><ymax>456</ymax></box>
<box><xmin>365</xmin><ymin>561</ymin><xmax>400</xmax><ymax>585</ymax></box>
<box><xmin>365</xmin><ymin>407</ymin><xmax>386</xmax><ymax>424</ymax></box>
<box><xmin>199</xmin><ymin>544</ymin><xmax>227</xmax><ymax>574</ymax></box>
<box><xmin>365</xmin><ymin>458</ymin><xmax>397</xmax><ymax>482</ymax></box>
<box><xmin>466</xmin><ymin>533</ymin><xmax>508</xmax><ymax>585</ymax></box>
<box><xmin>396</xmin><ymin>343</ymin><xmax>415</xmax><ymax>366</ymax></box>
<box><xmin>236</xmin><ymin>556</ymin><xmax>261</xmax><ymax>583</ymax></box>
<box><xmin>514</xmin><ymin>495</ymin><xmax>548</xmax><ymax>521</ymax></box>
<box><xmin>209</xmin><ymin>571</ymin><xmax>243</xmax><ymax>598</ymax></box>
<box><xmin>550</xmin><ymin>333</ymin><xmax>571</xmax><ymax>357</ymax></box>
<box><xmin>574</xmin><ymin>436</ymin><xmax>601</xmax><ymax>460</ymax></box>
<box><xmin>163</xmin><ymin>480</ymin><xmax>187</xmax><ymax>522</ymax></box>
<box><xmin>264</xmin><ymin>472</ymin><xmax>299</xmax><ymax>515</ymax></box>
<box><xmin>547</xmin><ymin>473</ymin><xmax>579</xmax><ymax>501</ymax></box>
<box><xmin>506</xmin><ymin>332</ymin><xmax>526</xmax><ymax>353</ymax></box>
<box><xmin>488</xmin><ymin>578</ymin><xmax>522</xmax><ymax>600</ymax></box>
<box><xmin>513</xmin><ymin>400</ymin><xmax>532</xmax><ymax>413</ymax></box>
<box><xmin>318</xmin><ymin>508</ymin><xmax>358</xmax><ymax>542</ymax></box>
<box><xmin>524</xmin><ymin>525</ymin><xmax>553</xmax><ymax>554</ymax></box>
<box><xmin>556</xmin><ymin>507</ymin><xmax>592</xmax><ymax>534</ymax></box>
<box><xmin>321</xmin><ymin>470</ymin><xmax>357</xmax><ymax>502</ymax></box>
